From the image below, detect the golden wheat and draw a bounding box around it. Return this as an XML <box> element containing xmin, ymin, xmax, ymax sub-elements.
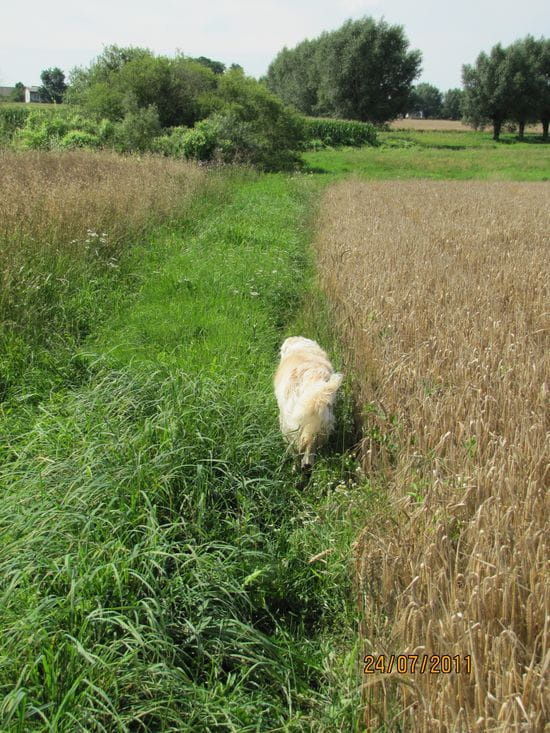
<box><xmin>390</xmin><ymin>118</ymin><xmax>473</xmax><ymax>131</ymax></box>
<box><xmin>389</xmin><ymin>118</ymin><xmax>542</xmax><ymax>133</ymax></box>
<box><xmin>315</xmin><ymin>180</ymin><xmax>549</xmax><ymax>731</ymax></box>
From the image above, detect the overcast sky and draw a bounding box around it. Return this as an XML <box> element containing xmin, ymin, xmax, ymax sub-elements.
<box><xmin>1</xmin><ymin>0</ymin><xmax>548</xmax><ymax>91</ymax></box>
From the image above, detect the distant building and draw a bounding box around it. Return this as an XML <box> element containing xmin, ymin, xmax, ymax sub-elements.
<box><xmin>25</xmin><ymin>86</ymin><xmax>41</xmax><ymax>103</ymax></box>
<box><xmin>0</xmin><ymin>86</ymin><xmax>14</xmax><ymax>99</ymax></box>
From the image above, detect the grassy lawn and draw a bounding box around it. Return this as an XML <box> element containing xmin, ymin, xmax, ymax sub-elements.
<box><xmin>304</xmin><ymin>129</ymin><xmax>550</xmax><ymax>179</ymax></box>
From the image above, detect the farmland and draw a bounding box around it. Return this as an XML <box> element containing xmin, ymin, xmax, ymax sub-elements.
<box><xmin>315</xmin><ymin>179</ymin><xmax>549</xmax><ymax>730</ymax></box>
<box><xmin>389</xmin><ymin>117</ymin><xmax>543</xmax><ymax>132</ymax></box>
<box><xmin>304</xmin><ymin>128</ymin><xmax>550</xmax><ymax>180</ymax></box>
<box><xmin>1</xmin><ymin>129</ymin><xmax>549</xmax><ymax>730</ymax></box>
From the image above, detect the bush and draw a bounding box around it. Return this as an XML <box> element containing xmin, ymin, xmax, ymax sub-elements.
<box><xmin>302</xmin><ymin>117</ymin><xmax>378</xmax><ymax>148</ymax></box>
<box><xmin>196</xmin><ymin>70</ymin><xmax>305</xmax><ymax>170</ymax></box>
<box><xmin>152</xmin><ymin>122</ymin><xmax>218</xmax><ymax>161</ymax></box>
<box><xmin>151</xmin><ymin>70</ymin><xmax>304</xmax><ymax>170</ymax></box>
<box><xmin>112</xmin><ymin>105</ymin><xmax>161</xmax><ymax>152</ymax></box>
<box><xmin>152</xmin><ymin>120</ymin><xmax>220</xmax><ymax>163</ymax></box>
<box><xmin>12</xmin><ymin>112</ymin><xmax>73</xmax><ymax>149</ymax></box>
<box><xmin>12</xmin><ymin>110</ymin><xmax>112</xmax><ymax>150</ymax></box>
<box><xmin>0</xmin><ymin>105</ymin><xmax>32</xmax><ymax>142</ymax></box>
<box><xmin>151</xmin><ymin>126</ymin><xmax>189</xmax><ymax>157</ymax></box>
<box><xmin>67</xmin><ymin>46</ymin><xmax>218</xmax><ymax>128</ymax></box>
<box><xmin>60</xmin><ymin>130</ymin><xmax>101</xmax><ymax>149</ymax></box>
<box><xmin>180</xmin><ymin>120</ymin><xmax>218</xmax><ymax>160</ymax></box>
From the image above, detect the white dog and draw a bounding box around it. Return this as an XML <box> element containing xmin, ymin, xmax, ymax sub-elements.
<box><xmin>274</xmin><ymin>336</ymin><xmax>343</xmax><ymax>470</ymax></box>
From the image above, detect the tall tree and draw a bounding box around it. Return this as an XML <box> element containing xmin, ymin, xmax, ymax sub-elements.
<box><xmin>266</xmin><ymin>17</ymin><xmax>421</xmax><ymax>123</ymax></box>
<box><xmin>505</xmin><ymin>38</ymin><xmax>539</xmax><ymax>138</ymax></box>
<box><xmin>266</xmin><ymin>40</ymin><xmax>319</xmax><ymax>116</ymax></box>
<box><xmin>441</xmin><ymin>88</ymin><xmax>464</xmax><ymax>120</ymax></box>
<box><xmin>532</xmin><ymin>37</ymin><xmax>550</xmax><ymax>139</ymax></box>
<box><xmin>408</xmin><ymin>83</ymin><xmax>443</xmax><ymax>118</ymax></box>
<box><xmin>462</xmin><ymin>44</ymin><xmax>514</xmax><ymax>140</ymax></box>
<box><xmin>39</xmin><ymin>67</ymin><xmax>67</xmax><ymax>103</ymax></box>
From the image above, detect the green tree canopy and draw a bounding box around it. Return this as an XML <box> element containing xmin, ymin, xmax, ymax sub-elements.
<box><xmin>67</xmin><ymin>46</ymin><xmax>217</xmax><ymax>127</ymax></box>
<box><xmin>462</xmin><ymin>44</ymin><xmax>515</xmax><ymax>139</ymax></box>
<box><xmin>505</xmin><ymin>38</ymin><xmax>540</xmax><ymax>137</ymax></box>
<box><xmin>408</xmin><ymin>83</ymin><xmax>443</xmax><ymax>118</ymax></box>
<box><xmin>266</xmin><ymin>17</ymin><xmax>422</xmax><ymax>123</ymax></box>
<box><xmin>462</xmin><ymin>36</ymin><xmax>548</xmax><ymax>139</ymax></box>
<box><xmin>39</xmin><ymin>67</ymin><xmax>67</xmax><ymax>103</ymax></box>
<box><xmin>441</xmin><ymin>88</ymin><xmax>464</xmax><ymax>120</ymax></box>
<box><xmin>265</xmin><ymin>40</ymin><xmax>320</xmax><ymax>116</ymax></box>
<box><xmin>529</xmin><ymin>37</ymin><xmax>550</xmax><ymax>139</ymax></box>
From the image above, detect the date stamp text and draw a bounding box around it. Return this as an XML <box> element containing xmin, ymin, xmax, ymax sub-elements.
<box><xmin>363</xmin><ymin>654</ymin><xmax>471</xmax><ymax>675</ymax></box>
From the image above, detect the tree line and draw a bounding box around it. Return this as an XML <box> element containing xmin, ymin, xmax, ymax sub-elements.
<box><xmin>265</xmin><ymin>17</ymin><xmax>422</xmax><ymax>124</ymax></box>
<box><xmin>462</xmin><ymin>37</ymin><xmax>550</xmax><ymax>139</ymax></box>
<box><xmin>5</xmin><ymin>22</ymin><xmax>549</xmax><ymax>143</ymax></box>
<box><xmin>405</xmin><ymin>85</ymin><xmax>464</xmax><ymax>120</ymax></box>
<box><xmin>266</xmin><ymin>23</ymin><xmax>549</xmax><ymax>138</ymax></box>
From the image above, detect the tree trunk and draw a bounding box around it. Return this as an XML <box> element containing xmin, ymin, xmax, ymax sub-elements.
<box><xmin>518</xmin><ymin>120</ymin><xmax>525</xmax><ymax>140</ymax></box>
<box><xmin>492</xmin><ymin>119</ymin><xmax>501</xmax><ymax>141</ymax></box>
<box><xmin>543</xmin><ymin>118</ymin><xmax>549</xmax><ymax>140</ymax></box>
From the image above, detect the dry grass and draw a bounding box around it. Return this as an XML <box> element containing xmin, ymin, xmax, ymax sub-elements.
<box><xmin>390</xmin><ymin>118</ymin><xmax>542</xmax><ymax>133</ymax></box>
<box><xmin>0</xmin><ymin>149</ymin><xmax>207</xmax><ymax>333</ymax></box>
<box><xmin>390</xmin><ymin>118</ymin><xmax>473</xmax><ymax>131</ymax></box>
<box><xmin>315</xmin><ymin>180</ymin><xmax>549</xmax><ymax>731</ymax></box>
<box><xmin>0</xmin><ymin>149</ymin><xmax>206</xmax><ymax>262</ymax></box>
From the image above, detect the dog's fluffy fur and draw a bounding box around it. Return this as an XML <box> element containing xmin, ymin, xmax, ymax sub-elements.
<box><xmin>274</xmin><ymin>336</ymin><xmax>343</xmax><ymax>470</ymax></box>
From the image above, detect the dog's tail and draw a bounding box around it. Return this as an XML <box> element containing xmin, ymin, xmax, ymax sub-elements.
<box><xmin>297</xmin><ymin>372</ymin><xmax>344</xmax><ymax>422</ymax></box>
<box><xmin>310</xmin><ymin>372</ymin><xmax>343</xmax><ymax>410</ymax></box>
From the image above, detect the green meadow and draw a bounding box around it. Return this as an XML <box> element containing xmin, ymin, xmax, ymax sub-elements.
<box><xmin>304</xmin><ymin>129</ymin><xmax>550</xmax><ymax>179</ymax></box>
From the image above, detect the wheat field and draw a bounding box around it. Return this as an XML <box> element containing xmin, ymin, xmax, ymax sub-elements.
<box><xmin>315</xmin><ymin>180</ymin><xmax>549</xmax><ymax>731</ymax></box>
<box><xmin>389</xmin><ymin>118</ymin><xmax>543</xmax><ymax>133</ymax></box>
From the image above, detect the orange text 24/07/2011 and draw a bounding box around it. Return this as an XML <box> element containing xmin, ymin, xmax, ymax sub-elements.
<box><xmin>363</xmin><ymin>654</ymin><xmax>472</xmax><ymax>675</ymax></box>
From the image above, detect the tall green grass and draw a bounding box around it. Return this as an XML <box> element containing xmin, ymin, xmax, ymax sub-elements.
<box><xmin>0</xmin><ymin>173</ymin><xmax>373</xmax><ymax>731</ymax></box>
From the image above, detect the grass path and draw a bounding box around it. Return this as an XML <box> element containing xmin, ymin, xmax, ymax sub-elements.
<box><xmin>0</xmin><ymin>172</ymin><xmax>372</xmax><ymax>731</ymax></box>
